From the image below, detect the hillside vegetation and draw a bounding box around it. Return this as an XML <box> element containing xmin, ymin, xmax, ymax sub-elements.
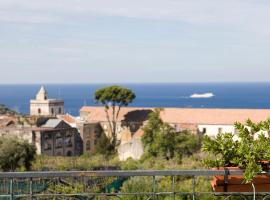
<box><xmin>0</xmin><ymin>104</ymin><xmax>18</xmax><ymax>115</ymax></box>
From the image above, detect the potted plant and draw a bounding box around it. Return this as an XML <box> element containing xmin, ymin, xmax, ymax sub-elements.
<box><xmin>202</xmin><ymin>119</ymin><xmax>270</xmax><ymax>192</ymax></box>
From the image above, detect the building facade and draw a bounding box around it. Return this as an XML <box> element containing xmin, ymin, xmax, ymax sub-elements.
<box><xmin>77</xmin><ymin>122</ymin><xmax>103</xmax><ymax>154</ymax></box>
<box><xmin>80</xmin><ymin>106</ymin><xmax>270</xmax><ymax>160</ymax></box>
<box><xmin>30</xmin><ymin>86</ymin><xmax>64</xmax><ymax>116</ymax></box>
<box><xmin>38</xmin><ymin>119</ymin><xmax>83</xmax><ymax>156</ymax></box>
<box><xmin>0</xmin><ymin>115</ymin><xmax>42</xmax><ymax>154</ymax></box>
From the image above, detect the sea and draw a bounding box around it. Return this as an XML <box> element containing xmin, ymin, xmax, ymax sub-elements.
<box><xmin>0</xmin><ymin>83</ymin><xmax>270</xmax><ymax>116</ymax></box>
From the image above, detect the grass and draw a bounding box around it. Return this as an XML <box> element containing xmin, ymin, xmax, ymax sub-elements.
<box><xmin>30</xmin><ymin>153</ymin><xmax>249</xmax><ymax>200</ymax></box>
<box><xmin>32</xmin><ymin>152</ymin><xmax>207</xmax><ymax>171</ymax></box>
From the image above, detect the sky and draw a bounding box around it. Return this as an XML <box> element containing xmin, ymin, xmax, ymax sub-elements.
<box><xmin>1</xmin><ymin>0</ymin><xmax>270</xmax><ymax>83</ymax></box>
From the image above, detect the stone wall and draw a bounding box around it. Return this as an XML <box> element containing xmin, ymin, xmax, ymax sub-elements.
<box><xmin>0</xmin><ymin>126</ymin><xmax>41</xmax><ymax>154</ymax></box>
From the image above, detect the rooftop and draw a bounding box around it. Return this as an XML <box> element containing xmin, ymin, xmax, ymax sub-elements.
<box><xmin>57</xmin><ymin>114</ymin><xmax>76</xmax><ymax>124</ymax></box>
<box><xmin>80</xmin><ymin>106</ymin><xmax>270</xmax><ymax>125</ymax></box>
<box><xmin>41</xmin><ymin>119</ymin><xmax>62</xmax><ymax>128</ymax></box>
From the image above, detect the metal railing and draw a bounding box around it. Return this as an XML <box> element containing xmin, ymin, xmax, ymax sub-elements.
<box><xmin>0</xmin><ymin>170</ymin><xmax>270</xmax><ymax>199</ymax></box>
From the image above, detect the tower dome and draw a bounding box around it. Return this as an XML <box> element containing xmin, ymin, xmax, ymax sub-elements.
<box><xmin>36</xmin><ymin>86</ymin><xmax>48</xmax><ymax>100</ymax></box>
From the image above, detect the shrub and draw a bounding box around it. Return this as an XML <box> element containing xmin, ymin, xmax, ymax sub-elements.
<box><xmin>202</xmin><ymin>119</ymin><xmax>270</xmax><ymax>183</ymax></box>
<box><xmin>142</xmin><ymin>108</ymin><xmax>201</xmax><ymax>162</ymax></box>
<box><xmin>0</xmin><ymin>136</ymin><xmax>36</xmax><ymax>171</ymax></box>
<box><xmin>95</xmin><ymin>132</ymin><xmax>116</xmax><ymax>158</ymax></box>
<box><xmin>121</xmin><ymin>177</ymin><xmax>152</xmax><ymax>200</ymax></box>
<box><xmin>121</xmin><ymin>158</ymin><xmax>141</xmax><ymax>170</ymax></box>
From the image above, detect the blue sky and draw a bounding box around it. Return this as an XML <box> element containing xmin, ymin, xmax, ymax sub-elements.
<box><xmin>1</xmin><ymin>0</ymin><xmax>270</xmax><ymax>83</ymax></box>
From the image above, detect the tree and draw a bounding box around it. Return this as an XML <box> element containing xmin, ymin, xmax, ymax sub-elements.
<box><xmin>94</xmin><ymin>85</ymin><xmax>136</xmax><ymax>147</ymax></box>
<box><xmin>141</xmin><ymin>108</ymin><xmax>164</xmax><ymax>157</ymax></box>
<box><xmin>142</xmin><ymin>108</ymin><xmax>201</xmax><ymax>162</ymax></box>
<box><xmin>0</xmin><ymin>136</ymin><xmax>36</xmax><ymax>171</ymax></box>
<box><xmin>95</xmin><ymin>132</ymin><xmax>116</xmax><ymax>158</ymax></box>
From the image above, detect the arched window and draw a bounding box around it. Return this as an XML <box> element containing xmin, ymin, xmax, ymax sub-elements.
<box><xmin>51</xmin><ymin>108</ymin><xmax>54</xmax><ymax>115</ymax></box>
<box><xmin>58</xmin><ymin>107</ymin><xmax>62</xmax><ymax>114</ymax></box>
<box><xmin>38</xmin><ymin>108</ymin><xmax>41</xmax><ymax>114</ymax></box>
<box><xmin>86</xmin><ymin>140</ymin><xmax>91</xmax><ymax>151</ymax></box>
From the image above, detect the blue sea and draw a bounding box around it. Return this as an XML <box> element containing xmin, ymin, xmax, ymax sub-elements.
<box><xmin>0</xmin><ymin>83</ymin><xmax>270</xmax><ymax>116</ymax></box>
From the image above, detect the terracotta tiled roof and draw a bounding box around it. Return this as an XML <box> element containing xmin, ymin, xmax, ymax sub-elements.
<box><xmin>80</xmin><ymin>106</ymin><xmax>270</xmax><ymax>125</ymax></box>
<box><xmin>57</xmin><ymin>114</ymin><xmax>76</xmax><ymax>124</ymax></box>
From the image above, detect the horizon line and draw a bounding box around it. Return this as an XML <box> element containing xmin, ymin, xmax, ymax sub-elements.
<box><xmin>1</xmin><ymin>81</ymin><xmax>270</xmax><ymax>85</ymax></box>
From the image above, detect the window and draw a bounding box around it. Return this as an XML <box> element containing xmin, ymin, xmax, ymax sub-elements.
<box><xmin>202</xmin><ymin>128</ymin><xmax>207</xmax><ymax>134</ymax></box>
<box><xmin>65</xmin><ymin>138</ymin><xmax>72</xmax><ymax>147</ymax></box>
<box><xmin>56</xmin><ymin>139</ymin><xmax>63</xmax><ymax>148</ymax></box>
<box><xmin>94</xmin><ymin>128</ymin><xmax>100</xmax><ymax>134</ymax></box>
<box><xmin>86</xmin><ymin>140</ymin><xmax>91</xmax><ymax>151</ymax></box>
<box><xmin>44</xmin><ymin>142</ymin><xmax>52</xmax><ymax>150</ymax></box>
<box><xmin>58</xmin><ymin>107</ymin><xmax>62</xmax><ymax>114</ymax></box>
<box><xmin>66</xmin><ymin>151</ymin><xmax>72</xmax><ymax>157</ymax></box>
<box><xmin>38</xmin><ymin>108</ymin><xmax>41</xmax><ymax>114</ymax></box>
<box><xmin>51</xmin><ymin>108</ymin><xmax>54</xmax><ymax>115</ymax></box>
<box><xmin>56</xmin><ymin>133</ymin><xmax>62</xmax><ymax>138</ymax></box>
<box><xmin>218</xmin><ymin>128</ymin><xmax>223</xmax><ymax>134</ymax></box>
<box><xmin>44</xmin><ymin>134</ymin><xmax>51</xmax><ymax>140</ymax></box>
<box><xmin>66</xmin><ymin>132</ymin><xmax>72</xmax><ymax>137</ymax></box>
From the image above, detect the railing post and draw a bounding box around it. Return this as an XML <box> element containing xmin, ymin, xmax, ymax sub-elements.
<box><xmin>9</xmin><ymin>178</ymin><xmax>13</xmax><ymax>200</ymax></box>
<box><xmin>30</xmin><ymin>178</ymin><xmax>33</xmax><ymax>200</ymax></box>
<box><xmin>224</xmin><ymin>168</ymin><xmax>229</xmax><ymax>192</ymax></box>
<box><xmin>152</xmin><ymin>176</ymin><xmax>156</xmax><ymax>200</ymax></box>
<box><xmin>192</xmin><ymin>176</ymin><xmax>196</xmax><ymax>200</ymax></box>
<box><xmin>83</xmin><ymin>176</ymin><xmax>86</xmax><ymax>193</ymax></box>
<box><xmin>172</xmin><ymin>176</ymin><xmax>175</xmax><ymax>200</ymax></box>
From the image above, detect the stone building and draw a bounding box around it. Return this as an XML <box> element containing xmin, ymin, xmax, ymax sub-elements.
<box><xmin>30</xmin><ymin>86</ymin><xmax>64</xmax><ymax>116</ymax></box>
<box><xmin>80</xmin><ymin>107</ymin><xmax>151</xmax><ymax>140</ymax></box>
<box><xmin>37</xmin><ymin>119</ymin><xmax>83</xmax><ymax>156</ymax></box>
<box><xmin>80</xmin><ymin>107</ymin><xmax>152</xmax><ymax>160</ymax></box>
<box><xmin>0</xmin><ymin>115</ymin><xmax>42</xmax><ymax>154</ymax></box>
<box><xmin>77</xmin><ymin>122</ymin><xmax>103</xmax><ymax>154</ymax></box>
<box><xmin>80</xmin><ymin>106</ymin><xmax>270</xmax><ymax>160</ymax></box>
<box><xmin>0</xmin><ymin>116</ymin><xmax>84</xmax><ymax>156</ymax></box>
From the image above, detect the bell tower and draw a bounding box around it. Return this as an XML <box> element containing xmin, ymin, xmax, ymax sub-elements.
<box><xmin>30</xmin><ymin>86</ymin><xmax>64</xmax><ymax>116</ymax></box>
<box><xmin>36</xmin><ymin>86</ymin><xmax>48</xmax><ymax>100</ymax></box>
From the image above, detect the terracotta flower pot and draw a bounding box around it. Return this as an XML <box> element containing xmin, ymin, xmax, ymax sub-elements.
<box><xmin>211</xmin><ymin>167</ymin><xmax>270</xmax><ymax>192</ymax></box>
